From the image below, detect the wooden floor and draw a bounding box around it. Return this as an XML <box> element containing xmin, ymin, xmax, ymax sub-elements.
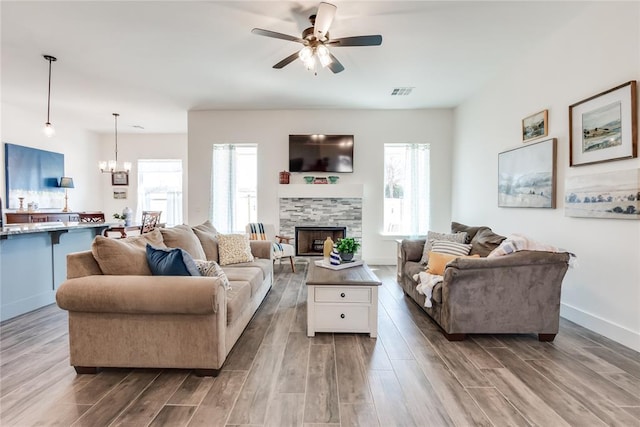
<box><xmin>1</xmin><ymin>263</ymin><xmax>639</xmax><ymax>426</ymax></box>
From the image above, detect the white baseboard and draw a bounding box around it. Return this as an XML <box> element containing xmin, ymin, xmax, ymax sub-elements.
<box><xmin>364</xmin><ymin>258</ymin><xmax>395</xmax><ymax>266</ymax></box>
<box><xmin>560</xmin><ymin>303</ymin><xmax>640</xmax><ymax>352</ymax></box>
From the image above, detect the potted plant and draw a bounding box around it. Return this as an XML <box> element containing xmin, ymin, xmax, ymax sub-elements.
<box><xmin>336</xmin><ymin>237</ymin><xmax>361</xmax><ymax>262</ymax></box>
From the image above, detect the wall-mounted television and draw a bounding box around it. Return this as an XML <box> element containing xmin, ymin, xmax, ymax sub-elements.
<box><xmin>289</xmin><ymin>134</ymin><xmax>354</xmax><ymax>173</ymax></box>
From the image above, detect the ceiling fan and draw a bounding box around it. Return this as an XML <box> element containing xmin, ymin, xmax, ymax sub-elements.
<box><xmin>251</xmin><ymin>2</ymin><xmax>382</xmax><ymax>74</ymax></box>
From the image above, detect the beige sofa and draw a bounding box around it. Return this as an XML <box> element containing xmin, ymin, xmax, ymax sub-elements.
<box><xmin>399</xmin><ymin>223</ymin><xmax>571</xmax><ymax>341</ymax></box>
<box><xmin>56</xmin><ymin>222</ymin><xmax>272</xmax><ymax>376</ymax></box>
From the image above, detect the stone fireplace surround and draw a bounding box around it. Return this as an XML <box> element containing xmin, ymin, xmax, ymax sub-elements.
<box><xmin>279</xmin><ymin>196</ymin><xmax>362</xmax><ymax>256</ymax></box>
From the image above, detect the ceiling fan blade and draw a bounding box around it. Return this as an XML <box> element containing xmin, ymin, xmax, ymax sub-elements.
<box><xmin>251</xmin><ymin>28</ymin><xmax>304</xmax><ymax>43</ymax></box>
<box><xmin>273</xmin><ymin>51</ymin><xmax>300</xmax><ymax>69</ymax></box>
<box><xmin>314</xmin><ymin>2</ymin><xmax>337</xmax><ymax>41</ymax></box>
<box><xmin>328</xmin><ymin>35</ymin><xmax>383</xmax><ymax>47</ymax></box>
<box><xmin>327</xmin><ymin>53</ymin><xmax>344</xmax><ymax>74</ymax></box>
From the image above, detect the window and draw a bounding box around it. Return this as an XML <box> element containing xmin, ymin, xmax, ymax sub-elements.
<box><xmin>212</xmin><ymin>144</ymin><xmax>257</xmax><ymax>233</ymax></box>
<box><xmin>383</xmin><ymin>143</ymin><xmax>430</xmax><ymax>236</ymax></box>
<box><xmin>136</xmin><ymin>160</ymin><xmax>183</xmax><ymax>226</ymax></box>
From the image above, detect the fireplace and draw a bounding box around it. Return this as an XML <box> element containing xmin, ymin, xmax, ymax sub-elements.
<box><xmin>295</xmin><ymin>226</ymin><xmax>346</xmax><ymax>256</ymax></box>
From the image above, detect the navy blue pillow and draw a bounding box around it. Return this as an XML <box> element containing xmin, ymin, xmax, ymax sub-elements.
<box><xmin>146</xmin><ymin>244</ymin><xmax>201</xmax><ymax>276</ymax></box>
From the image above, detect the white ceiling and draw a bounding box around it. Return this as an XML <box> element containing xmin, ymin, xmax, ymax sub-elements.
<box><xmin>1</xmin><ymin>1</ymin><xmax>589</xmax><ymax>134</ymax></box>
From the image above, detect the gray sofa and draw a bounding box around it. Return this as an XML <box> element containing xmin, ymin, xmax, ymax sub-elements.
<box><xmin>399</xmin><ymin>223</ymin><xmax>571</xmax><ymax>341</ymax></box>
<box><xmin>56</xmin><ymin>223</ymin><xmax>273</xmax><ymax>376</ymax></box>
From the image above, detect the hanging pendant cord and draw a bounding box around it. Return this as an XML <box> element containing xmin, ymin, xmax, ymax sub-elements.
<box><xmin>43</xmin><ymin>55</ymin><xmax>57</xmax><ymax>123</ymax></box>
<box><xmin>113</xmin><ymin>113</ymin><xmax>119</xmax><ymax>163</ymax></box>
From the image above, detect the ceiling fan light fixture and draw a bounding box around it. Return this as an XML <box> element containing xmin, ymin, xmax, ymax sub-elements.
<box><xmin>299</xmin><ymin>46</ymin><xmax>313</xmax><ymax>62</ymax></box>
<box><xmin>316</xmin><ymin>45</ymin><xmax>332</xmax><ymax>67</ymax></box>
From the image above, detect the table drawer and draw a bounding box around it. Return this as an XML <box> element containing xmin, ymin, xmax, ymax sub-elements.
<box><xmin>314</xmin><ymin>305</ymin><xmax>370</xmax><ymax>331</ymax></box>
<box><xmin>315</xmin><ymin>287</ymin><xmax>371</xmax><ymax>303</ymax></box>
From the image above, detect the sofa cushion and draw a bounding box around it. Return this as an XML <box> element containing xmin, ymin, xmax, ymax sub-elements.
<box><xmin>451</xmin><ymin>222</ymin><xmax>485</xmax><ymax>242</ymax></box>
<box><xmin>192</xmin><ymin>226</ymin><xmax>219</xmax><ymax>262</ymax></box>
<box><xmin>160</xmin><ymin>224</ymin><xmax>206</xmax><ymax>260</ymax></box>
<box><xmin>403</xmin><ymin>261</ymin><xmax>443</xmax><ymax>304</ymax></box>
<box><xmin>222</xmin><ymin>266</ymin><xmax>263</xmax><ymax>296</ymax></box>
<box><xmin>146</xmin><ymin>244</ymin><xmax>200</xmax><ymax>276</ymax></box>
<box><xmin>91</xmin><ymin>229</ymin><xmax>166</xmax><ymax>275</ymax></box>
<box><xmin>419</xmin><ymin>231</ymin><xmax>467</xmax><ymax>264</ymax></box>
<box><xmin>470</xmin><ymin>228</ymin><xmax>506</xmax><ymax>257</ymax></box>
<box><xmin>195</xmin><ymin>259</ymin><xmax>230</xmax><ymax>290</ymax></box>
<box><xmin>222</xmin><ymin>258</ymin><xmax>271</xmax><ymax>281</ymax></box>
<box><xmin>226</xmin><ymin>281</ymin><xmax>251</xmax><ymax>325</ymax></box>
<box><xmin>218</xmin><ymin>234</ymin><xmax>254</xmax><ymax>266</ymax></box>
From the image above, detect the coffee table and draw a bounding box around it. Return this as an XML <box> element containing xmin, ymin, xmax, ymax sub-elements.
<box><xmin>306</xmin><ymin>261</ymin><xmax>381</xmax><ymax>337</ymax></box>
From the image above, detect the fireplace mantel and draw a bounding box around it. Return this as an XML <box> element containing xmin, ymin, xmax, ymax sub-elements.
<box><xmin>278</xmin><ymin>184</ymin><xmax>363</xmax><ymax>199</ymax></box>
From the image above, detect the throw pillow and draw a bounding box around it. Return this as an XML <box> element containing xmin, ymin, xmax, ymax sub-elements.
<box><xmin>450</xmin><ymin>222</ymin><xmax>486</xmax><ymax>242</ymax></box>
<box><xmin>430</xmin><ymin>240</ymin><xmax>472</xmax><ymax>256</ymax></box>
<box><xmin>426</xmin><ymin>251</ymin><xmax>480</xmax><ymax>275</ymax></box>
<box><xmin>160</xmin><ymin>224</ymin><xmax>206</xmax><ymax>260</ymax></box>
<box><xmin>91</xmin><ymin>228</ymin><xmax>166</xmax><ymax>275</ymax></box>
<box><xmin>146</xmin><ymin>244</ymin><xmax>201</xmax><ymax>276</ymax></box>
<box><xmin>470</xmin><ymin>228</ymin><xmax>507</xmax><ymax>257</ymax></box>
<box><xmin>192</xmin><ymin>221</ymin><xmax>219</xmax><ymax>262</ymax></box>
<box><xmin>419</xmin><ymin>231</ymin><xmax>468</xmax><ymax>264</ymax></box>
<box><xmin>217</xmin><ymin>234</ymin><xmax>254</xmax><ymax>266</ymax></box>
<box><xmin>195</xmin><ymin>259</ymin><xmax>231</xmax><ymax>290</ymax></box>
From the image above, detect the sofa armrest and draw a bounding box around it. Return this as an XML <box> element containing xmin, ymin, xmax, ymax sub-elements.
<box><xmin>67</xmin><ymin>250</ymin><xmax>103</xmax><ymax>279</ymax></box>
<box><xmin>56</xmin><ymin>275</ymin><xmax>225</xmax><ymax>315</ymax></box>
<box><xmin>439</xmin><ymin>251</ymin><xmax>570</xmax><ymax>334</ymax></box>
<box><xmin>249</xmin><ymin>240</ymin><xmax>273</xmax><ymax>260</ymax></box>
<box><xmin>401</xmin><ymin>239</ymin><xmax>426</xmax><ymax>264</ymax></box>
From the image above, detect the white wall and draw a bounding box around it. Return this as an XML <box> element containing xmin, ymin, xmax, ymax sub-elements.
<box><xmin>188</xmin><ymin>109</ymin><xmax>454</xmax><ymax>264</ymax></box>
<box><xmin>1</xmin><ymin>104</ymin><xmax>103</xmax><ymax>213</ymax></box>
<box><xmin>99</xmin><ymin>133</ymin><xmax>187</xmax><ymax>222</ymax></box>
<box><xmin>452</xmin><ymin>2</ymin><xmax>640</xmax><ymax>351</ymax></box>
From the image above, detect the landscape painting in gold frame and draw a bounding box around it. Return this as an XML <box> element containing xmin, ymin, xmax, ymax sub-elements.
<box><xmin>569</xmin><ymin>81</ymin><xmax>637</xmax><ymax>166</ymax></box>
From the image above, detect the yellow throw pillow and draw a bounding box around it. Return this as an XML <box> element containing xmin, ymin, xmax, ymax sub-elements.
<box><xmin>426</xmin><ymin>251</ymin><xmax>479</xmax><ymax>275</ymax></box>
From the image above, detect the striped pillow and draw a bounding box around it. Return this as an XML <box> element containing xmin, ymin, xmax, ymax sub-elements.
<box><xmin>430</xmin><ymin>239</ymin><xmax>472</xmax><ymax>256</ymax></box>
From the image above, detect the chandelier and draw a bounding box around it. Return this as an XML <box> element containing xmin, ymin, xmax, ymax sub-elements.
<box><xmin>99</xmin><ymin>113</ymin><xmax>131</xmax><ymax>173</ymax></box>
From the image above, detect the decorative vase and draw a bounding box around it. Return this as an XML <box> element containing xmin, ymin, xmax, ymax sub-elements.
<box><xmin>340</xmin><ymin>252</ymin><xmax>354</xmax><ymax>262</ymax></box>
<box><xmin>323</xmin><ymin>236</ymin><xmax>334</xmax><ymax>263</ymax></box>
<box><xmin>123</xmin><ymin>207</ymin><xmax>133</xmax><ymax>226</ymax></box>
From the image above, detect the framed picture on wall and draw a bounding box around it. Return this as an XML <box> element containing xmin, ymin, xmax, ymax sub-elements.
<box><xmin>111</xmin><ymin>171</ymin><xmax>129</xmax><ymax>186</ymax></box>
<box><xmin>569</xmin><ymin>80</ymin><xmax>637</xmax><ymax>166</ymax></box>
<box><xmin>113</xmin><ymin>189</ymin><xmax>127</xmax><ymax>199</ymax></box>
<box><xmin>498</xmin><ymin>138</ymin><xmax>557</xmax><ymax>208</ymax></box>
<box><xmin>522</xmin><ymin>109</ymin><xmax>548</xmax><ymax>142</ymax></box>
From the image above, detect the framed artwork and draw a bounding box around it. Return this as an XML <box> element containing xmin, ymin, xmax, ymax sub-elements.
<box><xmin>522</xmin><ymin>109</ymin><xmax>548</xmax><ymax>142</ymax></box>
<box><xmin>565</xmin><ymin>169</ymin><xmax>640</xmax><ymax>219</ymax></box>
<box><xmin>111</xmin><ymin>171</ymin><xmax>129</xmax><ymax>186</ymax></box>
<box><xmin>498</xmin><ymin>138</ymin><xmax>557</xmax><ymax>208</ymax></box>
<box><xmin>113</xmin><ymin>189</ymin><xmax>127</xmax><ymax>199</ymax></box>
<box><xmin>569</xmin><ymin>80</ymin><xmax>637</xmax><ymax>166</ymax></box>
<box><xmin>4</xmin><ymin>143</ymin><xmax>65</xmax><ymax>209</ymax></box>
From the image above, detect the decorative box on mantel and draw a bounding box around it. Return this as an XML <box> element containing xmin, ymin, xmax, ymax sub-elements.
<box><xmin>277</xmin><ymin>184</ymin><xmax>363</xmax><ymax>199</ymax></box>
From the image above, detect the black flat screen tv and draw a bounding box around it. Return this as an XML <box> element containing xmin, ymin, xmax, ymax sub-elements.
<box><xmin>289</xmin><ymin>134</ymin><xmax>354</xmax><ymax>173</ymax></box>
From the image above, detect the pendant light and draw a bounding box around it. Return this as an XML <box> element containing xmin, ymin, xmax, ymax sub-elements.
<box><xmin>99</xmin><ymin>113</ymin><xmax>132</xmax><ymax>173</ymax></box>
<box><xmin>43</xmin><ymin>55</ymin><xmax>57</xmax><ymax>137</ymax></box>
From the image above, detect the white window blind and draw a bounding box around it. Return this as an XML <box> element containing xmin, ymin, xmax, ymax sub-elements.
<box><xmin>212</xmin><ymin>144</ymin><xmax>257</xmax><ymax>233</ymax></box>
<box><xmin>383</xmin><ymin>143</ymin><xmax>430</xmax><ymax>236</ymax></box>
<box><xmin>136</xmin><ymin>159</ymin><xmax>183</xmax><ymax>226</ymax></box>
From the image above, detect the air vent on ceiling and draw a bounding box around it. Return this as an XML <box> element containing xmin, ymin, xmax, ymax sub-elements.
<box><xmin>132</xmin><ymin>125</ymin><xmax>145</xmax><ymax>129</ymax></box>
<box><xmin>391</xmin><ymin>87</ymin><xmax>413</xmax><ymax>96</ymax></box>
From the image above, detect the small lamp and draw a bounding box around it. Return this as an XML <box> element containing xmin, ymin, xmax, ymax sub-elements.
<box><xmin>59</xmin><ymin>177</ymin><xmax>74</xmax><ymax>212</ymax></box>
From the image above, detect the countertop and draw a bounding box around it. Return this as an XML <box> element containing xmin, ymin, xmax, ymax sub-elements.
<box><xmin>1</xmin><ymin>222</ymin><xmax>110</xmax><ymax>237</ymax></box>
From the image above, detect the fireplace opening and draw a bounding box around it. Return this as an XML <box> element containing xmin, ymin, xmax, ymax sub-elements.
<box><xmin>295</xmin><ymin>226</ymin><xmax>346</xmax><ymax>256</ymax></box>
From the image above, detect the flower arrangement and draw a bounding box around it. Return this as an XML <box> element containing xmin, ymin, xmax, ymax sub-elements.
<box><xmin>112</xmin><ymin>212</ymin><xmax>128</xmax><ymax>220</ymax></box>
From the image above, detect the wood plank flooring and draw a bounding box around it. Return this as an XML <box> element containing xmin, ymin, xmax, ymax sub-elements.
<box><xmin>1</xmin><ymin>263</ymin><xmax>639</xmax><ymax>426</ymax></box>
